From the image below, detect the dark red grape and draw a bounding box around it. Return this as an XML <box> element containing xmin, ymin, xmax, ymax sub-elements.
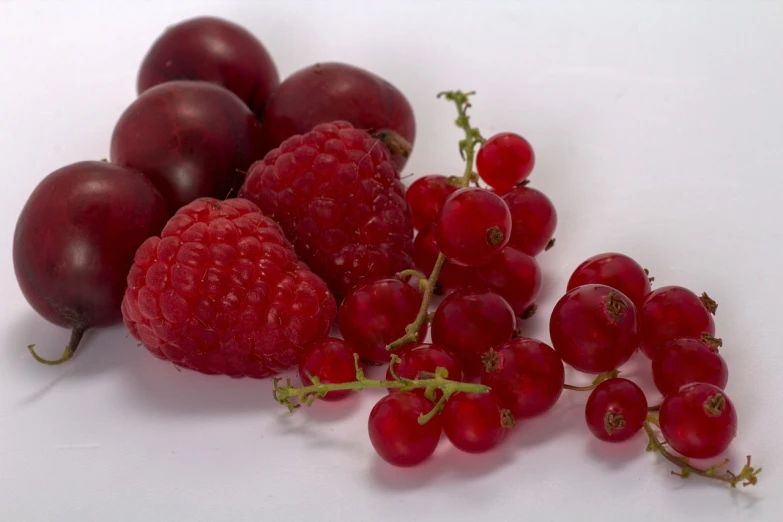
<box><xmin>111</xmin><ymin>80</ymin><xmax>264</xmax><ymax>214</ymax></box>
<box><xmin>260</xmin><ymin>62</ymin><xmax>415</xmax><ymax>170</ymax></box>
<box><xmin>137</xmin><ymin>16</ymin><xmax>279</xmax><ymax>117</ymax></box>
<box><xmin>13</xmin><ymin>161</ymin><xmax>169</xmax><ymax>363</ymax></box>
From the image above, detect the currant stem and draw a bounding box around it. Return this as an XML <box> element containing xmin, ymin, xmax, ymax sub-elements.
<box><xmin>385</xmin><ymin>90</ymin><xmax>484</xmax><ymax>352</ymax></box>
<box><xmin>273</xmin><ymin>353</ymin><xmax>489</xmax><ymax>413</ymax></box>
<box><xmin>643</xmin><ymin>419</ymin><xmax>761</xmax><ymax>487</ymax></box>
<box><xmin>563</xmin><ymin>370</ymin><xmax>620</xmax><ymax>392</ymax></box>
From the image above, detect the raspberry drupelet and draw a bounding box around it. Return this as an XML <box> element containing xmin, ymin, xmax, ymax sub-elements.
<box><xmin>121</xmin><ymin>198</ymin><xmax>337</xmax><ymax>378</ymax></box>
<box><xmin>239</xmin><ymin>121</ymin><xmax>414</xmax><ymax>298</ymax></box>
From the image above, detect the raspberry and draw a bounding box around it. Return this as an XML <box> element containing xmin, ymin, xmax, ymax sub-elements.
<box><xmin>121</xmin><ymin>198</ymin><xmax>337</xmax><ymax>378</ymax></box>
<box><xmin>239</xmin><ymin>121</ymin><xmax>414</xmax><ymax>298</ymax></box>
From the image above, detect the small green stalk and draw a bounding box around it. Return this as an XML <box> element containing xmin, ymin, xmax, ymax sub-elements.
<box><xmin>643</xmin><ymin>415</ymin><xmax>761</xmax><ymax>487</ymax></box>
<box><xmin>385</xmin><ymin>90</ymin><xmax>484</xmax><ymax>353</ymax></box>
<box><xmin>273</xmin><ymin>354</ymin><xmax>489</xmax><ymax>423</ymax></box>
<box><xmin>563</xmin><ymin>370</ymin><xmax>620</xmax><ymax>392</ymax></box>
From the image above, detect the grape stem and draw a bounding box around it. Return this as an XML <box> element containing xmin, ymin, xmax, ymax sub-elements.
<box><xmin>273</xmin><ymin>353</ymin><xmax>489</xmax><ymax>423</ymax></box>
<box><xmin>563</xmin><ymin>370</ymin><xmax>619</xmax><ymax>391</ymax></box>
<box><xmin>27</xmin><ymin>326</ymin><xmax>87</xmax><ymax>365</ymax></box>
<box><xmin>642</xmin><ymin>415</ymin><xmax>761</xmax><ymax>487</ymax></box>
<box><xmin>386</xmin><ymin>90</ymin><xmax>484</xmax><ymax>352</ymax></box>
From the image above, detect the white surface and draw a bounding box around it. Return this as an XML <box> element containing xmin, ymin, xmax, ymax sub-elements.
<box><xmin>1</xmin><ymin>0</ymin><xmax>782</xmax><ymax>520</ymax></box>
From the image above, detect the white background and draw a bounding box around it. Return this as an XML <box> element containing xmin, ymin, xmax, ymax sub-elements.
<box><xmin>1</xmin><ymin>1</ymin><xmax>781</xmax><ymax>520</ymax></box>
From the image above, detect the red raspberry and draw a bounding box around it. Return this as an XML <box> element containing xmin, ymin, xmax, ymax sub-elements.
<box><xmin>239</xmin><ymin>121</ymin><xmax>414</xmax><ymax>298</ymax></box>
<box><xmin>121</xmin><ymin>198</ymin><xmax>337</xmax><ymax>378</ymax></box>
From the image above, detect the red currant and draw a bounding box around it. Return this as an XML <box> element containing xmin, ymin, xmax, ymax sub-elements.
<box><xmin>431</xmin><ymin>288</ymin><xmax>516</xmax><ymax>378</ymax></box>
<box><xmin>434</xmin><ymin>188</ymin><xmax>511</xmax><ymax>267</ymax></box>
<box><xmin>477</xmin><ymin>246</ymin><xmax>542</xmax><ymax>317</ymax></box>
<box><xmin>386</xmin><ymin>344</ymin><xmax>463</xmax><ymax>399</ymax></box>
<box><xmin>659</xmin><ymin>382</ymin><xmax>737</xmax><ymax>459</ymax></box>
<box><xmin>567</xmin><ymin>252</ymin><xmax>651</xmax><ymax>308</ymax></box>
<box><xmin>652</xmin><ymin>335</ymin><xmax>728</xmax><ymax>396</ymax></box>
<box><xmin>367</xmin><ymin>392</ymin><xmax>442</xmax><ymax>467</ymax></box>
<box><xmin>405</xmin><ymin>175</ymin><xmax>459</xmax><ymax>231</ymax></box>
<box><xmin>503</xmin><ymin>185</ymin><xmax>556</xmax><ymax>256</ymax></box>
<box><xmin>639</xmin><ymin>286</ymin><xmax>716</xmax><ymax>359</ymax></box>
<box><xmin>412</xmin><ymin>223</ymin><xmax>481</xmax><ymax>293</ymax></box>
<box><xmin>338</xmin><ymin>278</ymin><xmax>426</xmax><ymax>363</ymax></box>
<box><xmin>298</xmin><ymin>338</ymin><xmax>360</xmax><ymax>401</ymax></box>
<box><xmin>481</xmin><ymin>338</ymin><xmax>564</xmax><ymax>418</ymax></box>
<box><xmin>585</xmin><ymin>378</ymin><xmax>648</xmax><ymax>442</ymax></box>
<box><xmin>476</xmin><ymin>132</ymin><xmax>535</xmax><ymax>192</ymax></box>
<box><xmin>549</xmin><ymin>284</ymin><xmax>639</xmax><ymax>374</ymax></box>
<box><xmin>442</xmin><ymin>390</ymin><xmax>514</xmax><ymax>453</ymax></box>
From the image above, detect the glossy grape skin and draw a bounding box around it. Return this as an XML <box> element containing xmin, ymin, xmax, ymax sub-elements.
<box><xmin>368</xmin><ymin>392</ymin><xmax>442</xmax><ymax>467</ymax></box>
<box><xmin>585</xmin><ymin>378</ymin><xmax>648</xmax><ymax>442</ymax></box>
<box><xmin>659</xmin><ymin>383</ymin><xmax>737</xmax><ymax>459</ymax></box>
<box><xmin>652</xmin><ymin>337</ymin><xmax>728</xmax><ymax>396</ymax></box>
<box><xmin>298</xmin><ymin>338</ymin><xmax>360</xmax><ymax>401</ymax></box>
<box><xmin>111</xmin><ymin>80</ymin><xmax>264</xmax><ymax>214</ymax></box>
<box><xmin>476</xmin><ymin>132</ymin><xmax>535</xmax><ymax>192</ymax></box>
<box><xmin>435</xmin><ymin>188</ymin><xmax>512</xmax><ymax>267</ymax></box>
<box><xmin>260</xmin><ymin>62</ymin><xmax>415</xmax><ymax>171</ymax></box>
<box><xmin>137</xmin><ymin>16</ymin><xmax>279</xmax><ymax>117</ymax></box>
<box><xmin>503</xmin><ymin>185</ymin><xmax>557</xmax><ymax>256</ymax></box>
<box><xmin>549</xmin><ymin>284</ymin><xmax>639</xmax><ymax>374</ymax></box>
<box><xmin>567</xmin><ymin>252</ymin><xmax>651</xmax><ymax>308</ymax></box>
<box><xmin>481</xmin><ymin>338</ymin><xmax>564</xmax><ymax>418</ymax></box>
<box><xmin>477</xmin><ymin>247</ymin><xmax>542</xmax><ymax>317</ymax></box>
<box><xmin>443</xmin><ymin>391</ymin><xmax>513</xmax><ymax>453</ymax></box>
<box><xmin>337</xmin><ymin>278</ymin><xmax>426</xmax><ymax>363</ymax></box>
<box><xmin>639</xmin><ymin>286</ymin><xmax>716</xmax><ymax>359</ymax></box>
<box><xmin>13</xmin><ymin>161</ymin><xmax>168</xmax><ymax>336</ymax></box>
<box><xmin>412</xmin><ymin>224</ymin><xmax>481</xmax><ymax>293</ymax></box>
<box><xmin>431</xmin><ymin>288</ymin><xmax>516</xmax><ymax>378</ymax></box>
<box><xmin>406</xmin><ymin>175</ymin><xmax>458</xmax><ymax>231</ymax></box>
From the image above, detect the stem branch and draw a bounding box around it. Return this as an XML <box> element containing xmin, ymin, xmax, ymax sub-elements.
<box><xmin>643</xmin><ymin>420</ymin><xmax>761</xmax><ymax>487</ymax></box>
<box><xmin>563</xmin><ymin>370</ymin><xmax>619</xmax><ymax>392</ymax></box>
<box><xmin>385</xmin><ymin>90</ymin><xmax>484</xmax><ymax>352</ymax></box>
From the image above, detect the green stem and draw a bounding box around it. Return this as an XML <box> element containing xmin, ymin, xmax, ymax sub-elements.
<box><xmin>563</xmin><ymin>370</ymin><xmax>619</xmax><ymax>392</ymax></box>
<box><xmin>643</xmin><ymin>420</ymin><xmax>761</xmax><ymax>487</ymax></box>
<box><xmin>273</xmin><ymin>354</ymin><xmax>489</xmax><ymax>414</ymax></box>
<box><xmin>27</xmin><ymin>326</ymin><xmax>87</xmax><ymax>365</ymax></box>
<box><xmin>385</xmin><ymin>90</ymin><xmax>484</xmax><ymax>352</ymax></box>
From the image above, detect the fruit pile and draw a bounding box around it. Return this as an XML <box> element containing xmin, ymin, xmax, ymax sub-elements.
<box><xmin>12</xmin><ymin>15</ymin><xmax>760</xmax><ymax>489</ymax></box>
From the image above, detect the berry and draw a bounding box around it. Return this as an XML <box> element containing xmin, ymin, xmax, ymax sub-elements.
<box><xmin>503</xmin><ymin>185</ymin><xmax>557</xmax><ymax>256</ymax></box>
<box><xmin>652</xmin><ymin>336</ymin><xmax>728</xmax><ymax>396</ymax></box>
<box><xmin>111</xmin><ymin>81</ymin><xmax>264</xmax><ymax>214</ymax></box>
<box><xmin>239</xmin><ymin>121</ymin><xmax>414</xmax><ymax>298</ymax></box>
<box><xmin>405</xmin><ymin>175</ymin><xmax>459</xmax><ymax>231</ymax></box>
<box><xmin>14</xmin><ymin>161</ymin><xmax>169</xmax><ymax>362</ymax></box>
<box><xmin>567</xmin><ymin>252</ymin><xmax>651</xmax><ymax>308</ymax></box>
<box><xmin>434</xmin><ymin>188</ymin><xmax>511</xmax><ymax>267</ymax></box>
<box><xmin>260</xmin><ymin>62</ymin><xmax>415</xmax><ymax>171</ymax></box>
<box><xmin>412</xmin><ymin>224</ymin><xmax>481</xmax><ymax>293</ymax></box>
<box><xmin>136</xmin><ymin>16</ymin><xmax>279</xmax><ymax>117</ymax></box>
<box><xmin>585</xmin><ymin>378</ymin><xmax>648</xmax><ymax>442</ymax></box>
<box><xmin>481</xmin><ymin>338</ymin><xmax>564</xmax><ymax>418</ymax></box>
<box><xmin>477</xmin><ymin>247</ymin><xmax>542</xmax><ymax>317</ymax></box>
<box><xmin>431</xmin><ymin>288</ymin><xmax>516</xmax><ymax>377</ymax></box>
<box><xmin>298</xmin><ymin>338</ymin><xmax>360</xmax><ymax>401</ymax></box>
<box><xmin>368</xmin><ymin>392</ymin><xmax>442</xmax><ymax>467</ymax></box>
<box><xmin>387</xmin><ymin>344</ymin><xmax>463</xmax><ymax>399</ymax></box>
<box><xmin>549</xmin><ymin>284</ymin><xmax>639</xmax><ymax>373</ymax></box>
<box><xmin>121</xmin><ymin>198</ymin><xmax>337</xmax><ymax>378</ymax></box>
<box><xmin>639</xmin><ymin>286</ymin><xmax>716</xmax><ymax>359</ymax></box>
<box><xmin>338</xmin><ymin>278</ymin><xmax>426</xmax><ymax>363</ymax></box>
<box><xmin>476</xmin><ymin>132</ymin><xmax>535</xmax><ymax>192</ymax></box>
<box><xmin>443</xmin><ymin>391</ymin><xmax>513</xmax><ymax>453</ymax></box>
<box><xmin>659</xmin><ymin>382</ymin><xmax>737</xmax><ymax>459</ymax></box>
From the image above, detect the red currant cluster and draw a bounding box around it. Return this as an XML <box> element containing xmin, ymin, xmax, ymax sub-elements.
<box><xmin>272</xmin><ymin>91</ymin><xmax>760</xmax><ymax>488</ymax></box>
